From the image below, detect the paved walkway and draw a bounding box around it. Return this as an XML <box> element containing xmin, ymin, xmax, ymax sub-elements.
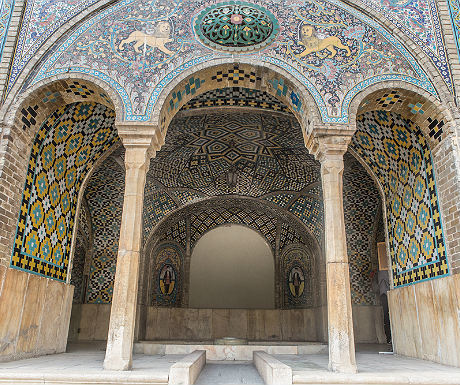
<box><xmin>0</xmin><ymin>343</ymin><xmax>459</xmax><ymax>384</ymax></box>
<box><xmin>195</xmin><ymin>361</ymin><xmax>264</xmax><ymax>385</ymax></box>
<box><xmin>277</xmin><ymin>350</ymin><xmax>460</xmax><ymax>384</ymax></box>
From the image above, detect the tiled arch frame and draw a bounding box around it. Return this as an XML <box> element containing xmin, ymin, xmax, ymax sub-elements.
<box><xmin>349</xmin><ymin>83</ymin><xmax>460</xmax><ymax>276</ymax></box>
<box><xmin>0</xmin><ymin>77</ymin><xmax>122</xmax><ymax>273</ymax></box>
<box><xmin>152</xmin><ymin>60</ymin><xmax>322</xmax><ymax>136</ymax></box>
<box><xmin>1</xmin><ymin>0</ymin><xmax>453</xmax><ymax>107</ymax></box>
<box><xmin>141</xmin><ymin>196</ymin><xmax>324</xmax><ymax>310</ymax></box>
<box><xmin>3</xmin><ymin>0</ymin><xmax>452</xmax><ymax>127</ymax></box>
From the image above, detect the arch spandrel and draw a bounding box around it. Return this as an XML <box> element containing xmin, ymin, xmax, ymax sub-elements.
<box><xmin>16</xmin><ymin>0</ymin><xmax>442</xmax><ymax>125</ymax></box>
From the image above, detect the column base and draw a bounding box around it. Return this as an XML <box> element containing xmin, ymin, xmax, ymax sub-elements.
<box><xmin>103</xmin><ymin>355</ymin><xmax>132</xmax><ymax>371</ymax></box>
<box><xmin>328</xmin><ymin>360</ymin><xmax>357</xmax><ymax>374</ymax></box>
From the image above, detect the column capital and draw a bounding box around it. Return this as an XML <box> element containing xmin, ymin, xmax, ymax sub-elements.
<box><xmin>304</xmin><ymin>127</ymin><xmax>354</xmax><ymax>163</ymax></box>
<box><xmin>116</xmin><ymin>122</ymin><xmax>164</xmax><ymax>159</ymax></box>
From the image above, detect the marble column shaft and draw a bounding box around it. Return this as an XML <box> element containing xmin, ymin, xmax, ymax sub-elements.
<box><xmin>103</xmin><ymin>145</ymin><xmax>150</xmax><ymax>371</ymax></box>
<box><xmin>320</xmin><ymin>148</ymin><xmax>357</xmax><ymax>374</ymax></box>
<box><xmin>305</xmin><ymin>130</ymin><xmax>357</xmax><ymax>374</ymax></box>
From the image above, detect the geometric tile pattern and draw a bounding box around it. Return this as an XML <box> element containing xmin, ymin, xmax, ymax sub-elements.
<box><xmin>211</xmin><ymin>66</ymin><xmax>261</xmax><ymax>85</ymax></box>
<box><xmin>70</xmin><ymin>203</ymin><xmax>91</xmax><ymax>303</ymax></box>
<box><xmin>190</xmin><ymin>206</ymin><xmax>277</xmax><ymax>250</ymax></box>
<box><xmin>158</xmin><ymin>220</ymin><xmax>187</xmax><ymax>250</ymax></box>
<box><xmin>70</xmin><ymin>234</ymin><xmax>87</xmax><ymax>303</ymax></box>
<box><xmin>181</xmin><ymin>87</ymin><xmax>290</xmax><ymax>113</ymax></box>
<box><xmin>343</xmin><ymin>153</ymin><xmax>381</xmax><ymax>304</ymax></box>
<box><xmin>352</xmin><ymin>110</ymin><xmax>449</xmax><ymax>287</ymax></box>
<box><xmin>150</xmin><ymin>112</ymin><xmax>320</xmax><ymax>198</ymax></box>
<box><xmin>84</xmin><ymin>157</ymin><xmax>124</xmax><ymax>303</ymax></box>
<box><xmin>263</xmin><ymin>193</ymin><xmax>295</xmax><ymax>209</ymax></box>
<box><xmin>10</xmin><ymin>102</ymin><xmax>118</xmax><ymax>281</ymax></box>
<box><xmin>143</xmin><ymin>179</ymin><xmax>177</xmax><ymax>241</ymax></box>
<box><xmin>169</xmin><ymin>190</ymin><xmax>204</xmax><ymax>206</ymax></box>
<box><xmin>280</xmin><ymin>223</ymin><xmax>305</xmax><ymax>251</ymax></box>
<box><xmin>288</xmin><ymin>195</ymin><xmax>323</xmax><ymax>242</ymax></box>
<box><xmin>168</xmin><ymin>77</ymin><xmax>205</xmax><ymax>113</ymax></box>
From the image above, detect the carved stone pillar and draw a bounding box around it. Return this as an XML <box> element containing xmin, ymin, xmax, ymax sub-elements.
<box><xmin>104</xmin><ymin>128</ymin><xmax>161</xmax><ymax>371</ymax></box>
<box><xmin>306</xmin><ymin>130</ymin><xmax>357</xmax><ymax>374</ymax></box>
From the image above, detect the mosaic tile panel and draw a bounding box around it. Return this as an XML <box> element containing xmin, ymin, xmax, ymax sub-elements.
<box><xmin>343</xmin><ymin>153</ymin><xmax>381</xmax><ymax>305</ymax></box>
<box><xmin>352</xmin><ymin>110</ymin><xmax>449</xmax><ymax>287</ymax></box>
<box><xmin>0</xmin><ymin>0</ymin><xmax>14</xmax><ymax>62</ymax></box>
<box><xmin>158</xmin><ymin>219</ymin><xmax>187</xmax><ymax>250</ymax></box>
<box><xmin>143</xmin><ymin>179</ymin><xmax>177</xmax><ymax>240</ymax></box>
<box><xmin>85</xmin><ymin>157</ymin><xmax>124</xmax><ymax>303</ymax></box>
<box><xmin>169</xmin><ymin>189</ymin><xmax>204</xmax><ymax>206</ymax></box>
<box><xmin>70</xmin><ymin>233</ymin><xmax>86</xmax><ymax>303</ymax></box>
<box><xmin>152</xmin><ymin>243</ymin><xmax>183</xmax><ymax>307</ymax></box>
<box><xmin>288</xmin><ymin>196</ymin><xmax>323</xmax><ymax>243</ymax></box>
<box><xmin>190</xmin><ymin>207</ymin><xmax>277</xmax><ymax>250</ymax></box>
<box><xmin>181</xmin><ymin>87</ymin><xmax>289</xmax><ymax>113</ymax></box>
<box><xmin>263</xmin><ymin>193</ymin><xmax>295</xmax><ymax>209</ymax></box>
<box><xmin>70</xmin><ymin>201</ymin><xmax>91</xmax><ymax>303</ymax></box>
<box><xmin>448</xmin><ymin>0</ymin><xmax>460</xmax><ymax>65</ymax></box>
<box><xmin>5</xmin><ymin>0</ymin><xmax>101</xmax><ymax>95</ymax></box>
<box><xmin>280</xmin><ymin>223</ymin><xmax>304</xmax><ymax>251</ymax></box>
<box><xmin>29</xmin><ymin>0</ymin><xmax>435</xmax><ymax>123</ymax></box>
<box><xmin>11</xmin><ymin>102</ymin><xmax>118</xmax><ymax>281</ymax></box>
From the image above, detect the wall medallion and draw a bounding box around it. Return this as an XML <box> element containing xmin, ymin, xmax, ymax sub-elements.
<box><xmin>194</xmin><ymin>2</ymin><xmax>279</xmax><ymax>52</ymax></box>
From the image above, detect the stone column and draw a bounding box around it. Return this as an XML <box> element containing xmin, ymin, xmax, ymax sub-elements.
<box><xmin>306</xmin><ymin>130</ymin><xmax>357</xmax><ymax>374</ymax></box>
<box><xmin>104</xmin><ymin>129</ymin><xmax>160</xmax><ymax>371</ymax></box>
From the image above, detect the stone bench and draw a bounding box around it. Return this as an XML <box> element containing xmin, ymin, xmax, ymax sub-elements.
<box><xmin>253</xmin><ymin>350</ymin><xmax>292</xmax><ymax>385</ymax></box>
<box><xmin>168</xmin><ymin>350</ymin><xmax>206</xmax><ymax>385</ymax></box>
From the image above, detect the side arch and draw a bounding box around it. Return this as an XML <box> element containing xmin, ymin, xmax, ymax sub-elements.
<box><xmin>348</xmin><ymin>82</ymin><xmax>458</xmax><ymax>149</ymax></box>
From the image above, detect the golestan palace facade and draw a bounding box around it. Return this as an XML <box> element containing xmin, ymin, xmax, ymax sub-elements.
<box><xmin>0</xmin><ymin>0</ymin><xmax>459</xmax><ymax>381</ymax></box>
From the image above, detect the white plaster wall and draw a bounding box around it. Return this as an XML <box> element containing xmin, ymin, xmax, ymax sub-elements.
<box><xmin>189</xmin><ymin>225</ymin><xmax>275</xmax><ymax>309</ymax></box>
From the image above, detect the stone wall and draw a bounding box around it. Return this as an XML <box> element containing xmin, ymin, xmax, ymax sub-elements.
<box><xmin>0</xmin><ymin>267</ymin><xmax>73</xmax><ymax>361</ymax></box>
<box><xmin>388</xmin><ymin>274</ymin><xmax>460</xmax><ymax>366</ymax></box>
<box><xmin>69</xmin><ymin>304</ymin><xmax>384</xmax><ymax>344</ymax></box>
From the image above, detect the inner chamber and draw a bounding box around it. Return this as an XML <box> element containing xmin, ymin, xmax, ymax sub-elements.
<box><xmin>68</xmin><ymin>87</ymin><xmax>385</xmax><ymax>344</ymax></box>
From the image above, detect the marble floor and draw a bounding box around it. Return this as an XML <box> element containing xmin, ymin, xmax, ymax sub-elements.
<box><xmin>276</xmin><ymin>348</ymin><xmax>460</xmax><ymax>384</ymax></box>
<box><xmin>0</xmin><ymin>343</ymin><xmax>459</xmax><ymax>384</ymax></box>
<box><xmin>195</xmin><ymin>361</ymin><xmax>264</xmax><ymax>385</ymax></box>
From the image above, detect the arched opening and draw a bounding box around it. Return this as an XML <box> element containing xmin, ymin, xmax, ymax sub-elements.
<box><xmin>189</xmin><ymin>224</ymin><xmax>275</xmax><ymax>309</ymax></box>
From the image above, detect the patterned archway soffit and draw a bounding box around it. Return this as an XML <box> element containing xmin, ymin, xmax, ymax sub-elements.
<box><xmin>20</xmin><ymin>0</ymin><xmax>436</xmax><ymax>123</ymax></box>
<box><xmin>180</xmin><ymin>87</ymin><xmax>291</xmax><ymax>113</ymax></box>
<box><xmin>351</xmin><ymin>110</ymin><xmax>449</xmax><ymax>288</ymax></box>
<box><xmin>10</xmin><ymin>102</ymin><xmax>119</xmax><ymax>281</ymax></box>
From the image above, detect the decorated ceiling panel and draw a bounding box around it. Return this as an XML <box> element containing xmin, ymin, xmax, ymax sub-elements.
<box><xmin>16</xmin><ymin>0</ymin><xmax>439</xmax><ymax>123</ymax></box>
<box><xmin>148</xmin><ymin>111</ymin><xmax>320</xmax><ymax>197</ymax></box>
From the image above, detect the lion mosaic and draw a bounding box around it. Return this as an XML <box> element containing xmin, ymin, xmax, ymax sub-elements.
<box><xmin>297</xmin><ymin>25</ymin><xmax>351</xmax><ymax>58</ymax></box>
<box><xmin>119</xmin><ymin>21</ymin><xmax>174</xmax><ymax>55</ymax></box>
